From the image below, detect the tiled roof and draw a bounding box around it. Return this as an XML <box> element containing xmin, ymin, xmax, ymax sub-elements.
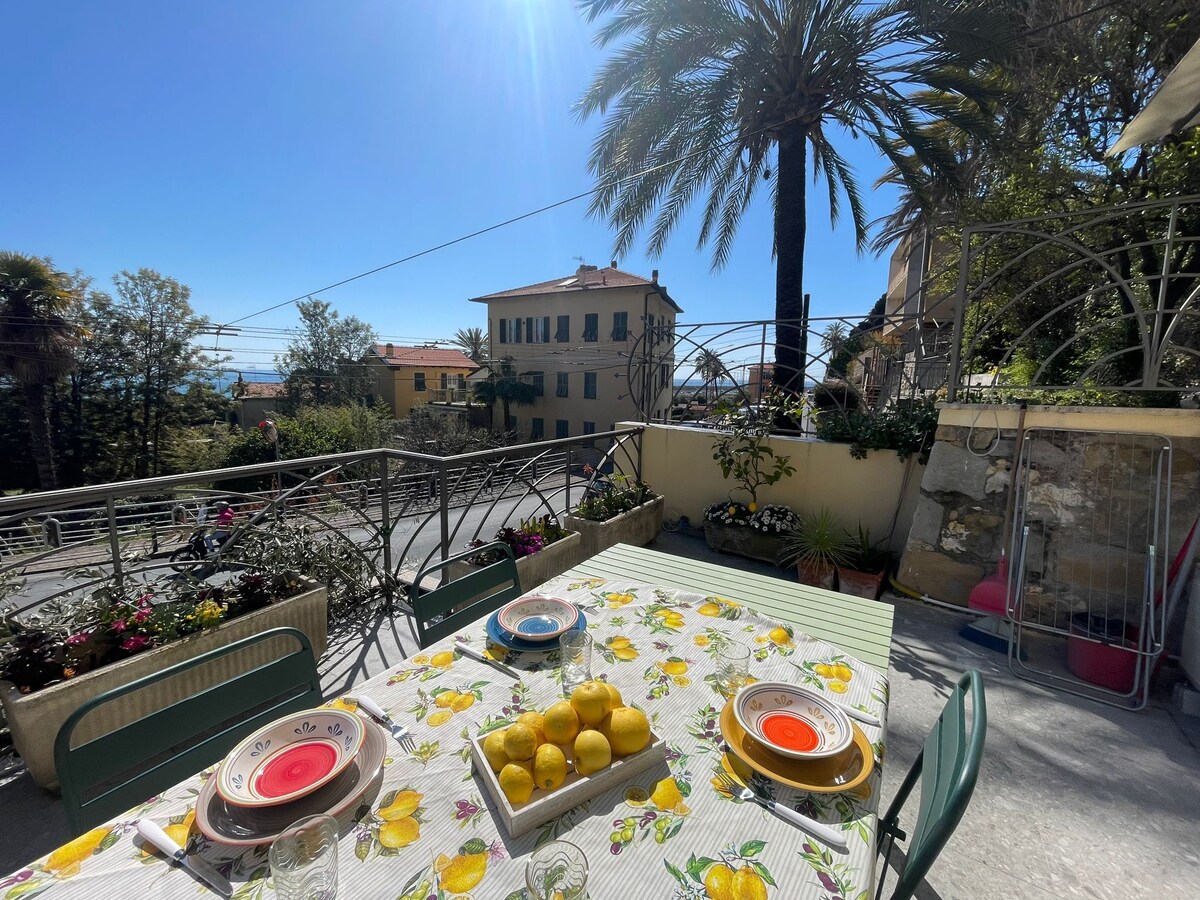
<box><xmin>369</xmin><ymin>345</ymin><xmax>480</xmax><ymax>369</ymax></box>
<box><xmin>469</xmin><ymin>266</ymin><xmax>682</xmax><ymax>312</ymax></box>
<box><xmin>238</xmin><ymin>381</ymin><xmax>287</xmax><ymax>399</ymax></box>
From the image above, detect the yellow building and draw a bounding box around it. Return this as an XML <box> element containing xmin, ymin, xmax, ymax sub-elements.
<box><xmin>365</xmin><ymin>344</ymin><xmax>480</xmax><ymax>418</ymax></box>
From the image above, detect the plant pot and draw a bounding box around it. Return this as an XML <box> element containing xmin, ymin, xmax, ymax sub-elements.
<box><xmin>448</xmin><ymin>531</ymin><xmax>585</xmax><ymax>595</ymax></box>
<box><xmin>1066</xmin><ymin>613</ymin><xmax>1138</xmax><ymax>694</ymax></box>
<box><xmin>796</xmin><ymin>559</ymin><xmax>836</xmax><ymax>590</ymax></box>
<box><xmin>702</xmin><ymin>521</ymin><xmax>787</xmax><ymax>565</ymax></box>
<box><xmin>0</xmin><ymin>580</ymin><xmax>328</xmax><ymax>791</ymax></box>
<box><xmin>564</xmin><ymin>496</ymin><xmax>663</xmax><ymax>559</ymax></box>
<box><xmin>837</xmin><ymin>567</ymin><xmax>887</xmax><ymax>600</ymax></box>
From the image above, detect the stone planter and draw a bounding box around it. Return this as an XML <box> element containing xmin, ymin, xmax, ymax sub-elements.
<box><xmin>0</xmin><ymin>581</ymin><xmax>328</xmax><ymax>791</ymax></box>
<box><xmin>837</xmin><ymin>567</ymin><xmax>886</xmax><ymax>600</ymax></box>
<box><xmin>449</xmin><ymin>531</ymin><xmax>585</xmax><ymax>594</ymax></box>
<box><xmin>703</xmin><ymin>522</ymin><xmax>786</xmax><ymax>566</ymax></box>
<box><xmin>564</xmin><ymin>496</ymin><xmax>664</xmax><ymax>559</ymax></box>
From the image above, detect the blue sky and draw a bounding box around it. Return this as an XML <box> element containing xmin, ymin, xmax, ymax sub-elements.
<box><xmin>2</xmin><ymin>0</ymin><xmax>900</xmax><ymax>375</ymax></box>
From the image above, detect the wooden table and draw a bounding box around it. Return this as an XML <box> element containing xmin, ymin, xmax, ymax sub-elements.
<box><xmin>570</xmin><ymin>543</ymin><xmax>895</xmax><ymax>674</ymax></box>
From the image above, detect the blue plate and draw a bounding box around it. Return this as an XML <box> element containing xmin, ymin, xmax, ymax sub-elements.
<box><xmin>486</xmin><ymin>607</ymin><xmax>587</xmax><ymax>653</ymax></box>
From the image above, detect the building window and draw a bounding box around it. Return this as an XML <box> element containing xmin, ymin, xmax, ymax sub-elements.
<box><xmin>556</xmin><ymin>315</ymin><xmax>570</xmax><ymax>342</ymax></box>
<box><xmin>503</xmin><ymin>317</ymin><xmax>522</xmax><ymax>343</ymax></box>
<box><xmin>583</xmin><ymin>421</ymin><xmax>596</xmax><ymax>448</ymax></box>
<box><xmin>456</xmin><ymin>373</ymin><xmax>466</xmax><ymax>389</ymax></box>
<box><xmin>525</xmin><ymin>316</ymin><xmax>550</xmax><ymax>343</ymax></box>
<box><xmin>530</xmin><ymin>371</ymin><xmax>544</xmax><ymax>397</ymax></box>
<box><xmin>660</xmin><ymin>362</ymin><xmax>669</xmax><ymax>392</ymax></box>
<box><xmin>582</xmin><ymin>313</ymin><xmax>598</xmax><ymax>342</ymax></box>
<box><xmin>556</xmin><ymin>372</ymin><xmax>569</xmax><ymax>398</ymax></box>
<box><xmin>531</xmin><ymin>417</ymin><xmax>544</xmax><ymax>440</ymax></box>
<box><xmin>498</xmin><ymin>319</ymin><xmax>506</xmax><ymax>344</ymax></box>
<box><xmin>555</xmin><ymin>419</ymin><xmax>569</xmax><ymax>439</ymax></box>
<box><xmin>413</xmin><ymin>372</ymin><xmax>426</xmax><ymax>392</ymax></box>
<box><xmin>584</xmin><ymin>371</ymin><xmax>597</xmax><ymax>399</ymax></box>
<box><xmin>440</xmin><ymin>372</ymin><xmax>448</xmax><ymax>390</ymax></box>
<box><xmin>612</xmin><ymin>311</ymin><xmax>628</xmax><ymax>341</ymax></box>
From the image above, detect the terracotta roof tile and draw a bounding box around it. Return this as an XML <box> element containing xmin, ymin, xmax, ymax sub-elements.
<box><xmin>469</xmin><ymin>266</ymin><xmax>682</xmax><ymax>312</ymax></box>
<box><xmin>369</xmin><ymin>345</ymin><xmax>480</xmax><ymax>369</ymax></box>
<box><xmin>238</xmin><ymin>381</ymin><xmax>287</xmax><ymax>399</ymax></box>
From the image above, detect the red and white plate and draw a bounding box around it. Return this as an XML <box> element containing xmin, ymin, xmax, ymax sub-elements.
<box><xmin>733</xmin><ymin>681</ymin><xmax>853</xmax><ymax>760</ymax></box>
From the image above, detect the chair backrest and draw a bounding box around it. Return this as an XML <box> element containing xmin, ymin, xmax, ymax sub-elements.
<box><xmin>411</xmin><ymin>542</ymin><xmax>522</xmax><ymax>648</ymax></box>
<box><xmin>877</xmin><ymin>669</ymin><xmax>987</xmax><ymax>900</ymax></box>
<box><xmin>55</xmin><ymin>627</ymin><xmax>321</xmax><ymax>836</ymax></box>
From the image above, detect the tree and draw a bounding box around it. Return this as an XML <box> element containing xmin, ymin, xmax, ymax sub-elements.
<box><xmin>452</xmin><ymin>327</ymin><xmax>488</xmax><ymax>364</ymax></box>
<box><xmin>0</xmin><ymin>252</ymin><xmax>81</xmax><ymax>489</ymax></box>
<box><xmin>576</xmin><ymin>0</ymin><xmax>1002</xmax><ymax>395</ymax></box>
<box><xmin>472</xmin><ymin>359</ymin><xmax>537</xmax><ymax>432</ymax></box>
<box><xmin>693</xmin><ymin>349</ymin><xmax>729</xmax><ymax>404</ymax></box>
<box><xmin>820</xmin><ymin>323</ymin><xmax>849</xmax><ymax>380</ymax></box>
<box><xmin>276</xmin><ymin>299</ymin><xmax>378</xmax><ymax>408</ymax></box>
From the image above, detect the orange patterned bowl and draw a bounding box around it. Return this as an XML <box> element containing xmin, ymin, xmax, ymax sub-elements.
<box><xmin>733</xmin><ymin>681</ymin><xmax>852</xmax><ymax>760</ymax></box>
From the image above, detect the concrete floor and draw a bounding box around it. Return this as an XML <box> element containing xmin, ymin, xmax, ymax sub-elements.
<box><xmin>3</xmin><ymin>532</ymin><xmax>1199</xmax><ymax>898</ymax></box>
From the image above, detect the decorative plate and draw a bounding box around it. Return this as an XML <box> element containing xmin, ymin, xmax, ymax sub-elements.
<box><xmin>733</xmin><ymin>681</ymin><xmax>853</xmax><ymax>760</ymax></box>
<box><xmin>198</xmin><ymin>717</ymin><xmax>386</xmax><ymax>846</ymax></box>
<box><xmin>216</xmin><ymin>709</ymin><xmax>366</xmax><ymax>807</ymax></box>
<box><xmin>486</xmin><ymin>607</ymin><xmax>588</xmax><ymax>653</ymax></box>
<box><xmin>719</xmin><ymin>700</ymin><xmax>873</xmax><ymax>794</ymax></box>
<box><xmin>497</xmin><ymin>596</ymin><xmax>579</xmax><ymax>642</ymax></box>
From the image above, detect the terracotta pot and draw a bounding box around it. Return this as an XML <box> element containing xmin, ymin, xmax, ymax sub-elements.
<box><xmin>837</xmin><ymin>567</ymin><xmax>886</xmax><ymax>600</ymax></box>
<box><xmin>796</xmin><ymin>559</ymin><xmax>836</xmax><ymax>589</ymax></box>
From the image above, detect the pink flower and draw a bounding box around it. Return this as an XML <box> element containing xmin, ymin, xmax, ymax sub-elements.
<box><xmin>133</xmin><ymin>608</ymin><xmax>152</xmax><ymax>624</ymax></box>
<box><xmin>137</xmin><ymin>593</ymin><xmax>154</xmax><ymax>607</ymax></box>
<box><xmin>110</xmin><ymin>619</ymin><xmax>127</xmax><ymax>633</ymax></box>
<box><xmin>121</xmin><ymin>635</ymin><xmax>151</xmax><ymax>653</ymax></box>
<box><xmin>65</xmin><ymin>632</ymin><xmax>90</xmax><ymax>646</ymax></box>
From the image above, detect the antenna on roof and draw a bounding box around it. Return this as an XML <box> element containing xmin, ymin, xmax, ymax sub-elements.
<box><xmin>573</xmin><ymin>256</ymin><xmax>587</xmax><ymax>266</ymax></box>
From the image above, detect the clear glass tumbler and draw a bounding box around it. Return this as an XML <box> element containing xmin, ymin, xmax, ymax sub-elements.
<box><xmin>716</xmin><ymin>640</ymin><xmax>751</xmax><ymax>696</ymax></box>
<box><xmin>526</xmin><ymin>839</ymin><xmax>588</xmax><ymax>900</ymax></box>
<box><xmin>269</xmin><ymin>814</ymin><xmax>339</xmax><ymax>900</ymax></box>
<box><xmin>559</xmin><ymin>630</ymin><xmax>592</xmax><ymax>695</ymax></box>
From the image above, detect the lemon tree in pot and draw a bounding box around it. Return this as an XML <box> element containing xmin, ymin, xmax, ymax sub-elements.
<box><xmin>779</xmin><ymin>508</ymin><xmax>852</xmax><ymax>589</ymax></box>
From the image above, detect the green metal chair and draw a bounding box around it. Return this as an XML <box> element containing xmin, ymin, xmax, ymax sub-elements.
<box><xmin>55</xmin><ymin>627</ymin><xmax>321</xmax><ymax>836</ymax></box>
<box><xmin>875</xmin><ymin>669</ymin><xmax>987</xmax><ymax>900</ymax></box>
<box><xmin>411</xmin><ymin>542</ymin><xmax>522</xmax><ymax>648</ymax></box>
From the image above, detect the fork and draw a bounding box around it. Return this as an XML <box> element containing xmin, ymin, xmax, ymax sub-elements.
<box><xmin>356</xmin><ymin>695</ymin><xmax>416</xmax><ymax>753</ymax></box>
<box><xmin>716</xmin><ymin>771</ymin><xmax>848</xmax><ymax>850</ymax></box>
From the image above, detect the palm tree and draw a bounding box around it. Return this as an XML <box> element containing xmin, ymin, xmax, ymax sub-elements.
<box><xmin>576</xmin><ymin>0</ymin><xmax>1002</xmax><ymax>395</ymax></box>
<box><xmin>693</xmin><ymin>349</ymin><xmax>728</xmax><ymax>404</ymax></box>
<box><xmin>472</xmin><ymin>359</ymin><xmax>537</xmax><ymax>433</ymax></box>
<box><xmin>0</xmin><ymin>252</ymin><xmax>81</xmax><ymax>489</ymax></box>
<box><xmin>452</xmin><ymin>327</ymin><xmax>488</xmax><ymax>364</ymax></box>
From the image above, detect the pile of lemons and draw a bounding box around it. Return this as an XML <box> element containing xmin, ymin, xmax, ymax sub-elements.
<box><xmin>481</xmin><ymin>680</ymin><xmax>651</xmax><ymax>806</ymax></box>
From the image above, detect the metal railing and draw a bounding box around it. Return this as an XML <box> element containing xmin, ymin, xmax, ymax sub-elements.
<box><xmin>0</xmin><ymin>427</ymin><xmax>644</xmax><ymax>619</ymax></box>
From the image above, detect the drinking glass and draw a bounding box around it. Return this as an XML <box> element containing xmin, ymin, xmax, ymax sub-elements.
<box><xmin>715</xmin><ymin>640</ymin><xmax>751</xmax><ymax>696</ymax></box>
<box><xmin>269</xmin><ymin>815</ymin><xmax>339</xmax><ymax>900</ymax></box>
<box><xmin>559</xmin><ymin>630</ymin><xmax>592</xmax><ymax>695</ymax></box>
<box><xmin>525</xmin><ymin>839</ymin><xmax>588</xmax><ymax>900</ymax></box>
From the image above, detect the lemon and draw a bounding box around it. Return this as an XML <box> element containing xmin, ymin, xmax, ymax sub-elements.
<box><xmin>427</xmin><ymin>709</ymin><xmax>454</xmax><ymax>727</ymax></box>
<box><xmin>533</xmin><ymin>743</ymin><xmax>568</xmax><ymax>792</ymax></box>
<box><xmin>499</xmin><ymin>762</ymin><xmax>534</xmax><ymax>805</ymax></box>
<box><xmin>828</xmin><ymin>679</ymin><xmax>849</xmax><ymax>693</ymax></box>
<box><xmin>482</xmin><ymin>729</ymin><xmax>509</xmax><ymax>773</ymax></box>
<box><xmin>733</xmin><ymin>865</ymin><xmax>768</xmax><ymax>900</ymax></box>
<box><xmin>573</xmin><ymin>729</ymin><xmax>612</xmax><ymax>776</ymax></box>
<box><xmin>570</xmin><ymin>681</ymin><xmax>611</xmax><ymax>726</ymax></box>
<box><xmin>607</xmin><ymin>636</ymin><xmax>631</xmax><ymax>649</ymax></box>
<box><xmin>430</xmin><ymin>650</ymin><xmax>455</xmax><ymax>668</ymax></box>
<box><xmin>508</xmin><ymin>757</ymin><xmax>534</xmax><ymax>777</ymax></box>
<box><xmin>705</xmin><ymin>862</ymin><xmax>735</xmax><ymax>900</ymax></box>
<box><xmin>649</xmin><ymin>776</ymin><xmax>683</xmax><ymax>811</ymax></box>
<box><xmin>439</xmin><ymin>843</ymin><xmax>489</xmax><ymax>894</ymax></box>
<box><xmin>325</xmin><ymin>697</ymin><xmax>358</xmax><ymax>712</ymax></box>
<box><xmin>542</xmin><ymin>701</ymin><xmax>580</xmax><ymax>745</ymax></box>
<box><xmin>451</xmin><ymin>693</ymin><xmax>476</xmax><ymax>712</ymax></box>
<box><xmin>434</xmin><ymin>690</ymin><xmax>459</xmax><ymax>708</ymax></box>
<box><xmin>697</xmin><ymin>602</ymin><xmax>721</xmax><ymax>617</ymax></box>
<box><xmin>378</xmin><ymin>816</ymin><xmax>420</xmax><ymax>848</ymax></box>
<box><xmin>604</xmin><ymin>706</ymin><xmax>650</xmax><ymax>756</ymax></box>
<box><xmin>814</xmin><ymin>663</ymin><xmax>833</xmax><ymax>677</ymax></box>
<box><xmin>768</xmin><ymin>626</ymin><xmax>792</xmax><ymax>645</ymax></box>
<box><xmin>612</xmin><ymin>646</ymin><xmax>639</xmax><ymax>660</ymax></box>
<box><xmin>657</xmin><ymin>659</ymin><xmax>688</xmax><ymax>676</ymax></box>
<box><xmin>601</xmin><ymin>681</ymin><xmax>623</xmax><ymax>709</ymax></box>
<box><xmin>46</xmin><ymin>827</ymin><xmax>110</xmax><ymax>876</ymax></box>
<box><xmin>832</xmin><ymin>664</ymin><xmax>854</xmax><ymax>682</ymax></box>
<box><xmin>516</xmin><ymin>711</ymin><xmax>546</xmax><ymax>745</ymax></box>
<box><xmin>504</xmin><ymin>723</ymin><xmax>538</xmax><ymax>761</ymax></box>
<box><xmin>378</xmin><ymin>789</ymin><xmax>422</xmax><ymax>820</ymax></box>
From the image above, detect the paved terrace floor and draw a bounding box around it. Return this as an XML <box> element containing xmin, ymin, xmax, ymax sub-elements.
<box><xmin>2</xmin><ymin>531</ymin><xmax>1198</xmax><ymax>897</ymax></box>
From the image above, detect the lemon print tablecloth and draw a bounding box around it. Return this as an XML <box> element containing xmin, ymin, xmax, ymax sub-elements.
<box><xmin>4</xmin><ymin>574</ymin><xmax>890</xmax><ymax>900</ymax></box>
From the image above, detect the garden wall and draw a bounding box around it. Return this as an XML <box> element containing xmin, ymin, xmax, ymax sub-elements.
<box><xmin>632</xmin><ymin>422</ymin><xmax>923</xmax><ymax>553</ymax></box>
<box><xmin>897</xmin><ymin>404</ymin><xmax>1200</xmax><ymax>610</ymax></box>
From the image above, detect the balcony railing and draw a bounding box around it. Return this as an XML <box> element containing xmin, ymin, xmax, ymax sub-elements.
<box><xmin>427</xmin><ymin>387</ymin><xmax>470</xmax><ymax>404</ymax></box>
<box><xmin>0</xmin><ymin>427</ymin><xmax>644</xmax><ymax>620</ymax></box>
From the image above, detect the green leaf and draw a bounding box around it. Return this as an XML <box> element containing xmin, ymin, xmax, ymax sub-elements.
<box><xmin>687</xmin><ymin>855</ymin><xmax>717</xmax><ymax>881</ymax></box>
<box><xmin>664</xmin><ymin>859</ymin><xmax>689</xmax><ymax>885</ymax></box>
<box><xmin>752</xmin><ymin>860</ymin><xmax>777</xmax><ymax>887</ymax></box>
<box><xmin>740</xmin><ymin>839</ymin><xmax>767</xmax><ymax>858</ymax></box>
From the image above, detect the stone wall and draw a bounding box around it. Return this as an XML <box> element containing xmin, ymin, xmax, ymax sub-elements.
<box><xmin>899</xmin><ymin>406</ymin><xmax>1200</xmax><ymax>624</ymax></box>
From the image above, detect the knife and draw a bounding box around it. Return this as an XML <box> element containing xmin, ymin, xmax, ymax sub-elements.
<box><xmin>454</xmin><ymin>641</ymin><xmax>522</xmax><ymax>680</ymax></box>
<box><xmin>137</xmin><ymin>819</ymin><xmax>232</xmax><ymax>898</ymax></box>
<box><xmin>836</xmin><ymin>703</ymin><xmax>882</xmax><ymax>729</ymax></box>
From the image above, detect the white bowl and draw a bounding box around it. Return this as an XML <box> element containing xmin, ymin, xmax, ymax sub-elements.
<box><xmin>216</xmin><ymin>709</ymin><xmax>365</xmax><ymax>807</ymax></box>
<box><xmin>497</xmin><ymin>596</ymin><xmax>579</xmax><ymax>643</ymax></box>
<box><xmin>733</xmin><ymin>681</ymin><xmax>853</xmax><ymax>760</ymax></box>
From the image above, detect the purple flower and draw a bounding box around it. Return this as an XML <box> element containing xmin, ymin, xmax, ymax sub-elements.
<box><xmin>134</xmin><ymin>607</ymin><xmax>152</xmax><ymax>623</ymax></box>
<box><xmin>110</xmin><ymin>619</ymin><xmax>127</xmax><ymax>633</ymax></box>
<box><xmin>121</xmin><ymin>635</ymin><xmax>151</xmax><ymax>653</ymax></box>
<box><xmin>65</xmin><ymin>632</ymin><xmax>90</xmax><ymax>646</ymax></box>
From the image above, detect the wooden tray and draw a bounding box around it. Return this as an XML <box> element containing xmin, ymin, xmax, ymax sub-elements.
<box><xmin>469</xmin><ymin>728</ymin><xmax>666</xmax><ymax>838</ymax></box>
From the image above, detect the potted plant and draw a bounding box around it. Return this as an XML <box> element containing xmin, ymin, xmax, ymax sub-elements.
<box><xmin>836</xmin><ymin>526</ymin><xmax>892</xmax><ymax>599</ymax></box>
<box><xmin>779</xmin><ymin>508</ymin><xmax>852</xmax><ymax>589</ymax></box>
<box><xmin>564</xmin><ymin>473</ymin><xmax>663</xmax><ymax>558</ymax></box>
<box><xmin>456</xmin><ymin>516</ymin><xmax>584</xmax><ymax>590</ymax></box>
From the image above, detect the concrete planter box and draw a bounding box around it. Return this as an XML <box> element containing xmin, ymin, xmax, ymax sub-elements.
<box><xmin>564</xmin><ymin>496</ymin><xmax>664</xmax><ymax>559</ymax></box>
<box><xmin>703</xmin><ymin>521</ymin><xmax>786</xmax><ymax>566</ymax></box>
<box><xmin>449</xmin><ymin>532</ymin><xmax>585</xmax><ymax>594</ymax></box>
<box><xmin>0</xmin><ymin>581</ymin><xmax>328</xmax><ymax>791</ymax></box>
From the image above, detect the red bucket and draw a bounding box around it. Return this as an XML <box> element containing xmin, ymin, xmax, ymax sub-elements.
<box><xmin>1066</xmin><ymin>614</ymin><xmax>1137</xmax><ymax>693</ymax></box>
